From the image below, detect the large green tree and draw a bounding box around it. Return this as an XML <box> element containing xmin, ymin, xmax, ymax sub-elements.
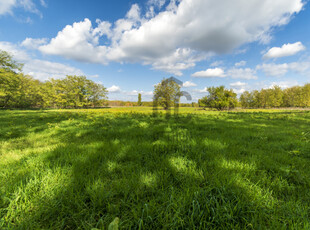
<box><xmin>47</xmin><ymin>76</ymin><xmax>107</xmax><ymax>108</ymax></box>
<box><xmin>200</xmin><ymin>86</ymin><xmax>238</xmax><ymax>110</ymax></box>
<box><xmin>240</xmin><ymin>91</ymin><xmax>253</xmax><ymax>108</ymax></box>
<box><xmin>153</xmin><ymin>78</ymin><xmax>181</xmax><ymax>110</ymax></box>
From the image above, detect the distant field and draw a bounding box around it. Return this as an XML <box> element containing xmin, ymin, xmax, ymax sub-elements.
<box><xmin>1</xmin><ymin>108</ymin><xmax>310</xmax><ymax>229</ymax></box>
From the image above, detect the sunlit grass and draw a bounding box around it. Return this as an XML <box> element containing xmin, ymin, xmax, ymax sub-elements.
<box><xmin>0</xmin><ymin>108</ymin><xmax>310</xmax><ymax>229</ymax></box>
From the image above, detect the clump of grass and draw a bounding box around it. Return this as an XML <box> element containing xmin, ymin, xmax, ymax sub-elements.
<box><xmin>0</xmin><ymin>108</ymin><xmax>310</xmax><ymax>229</ymax></box>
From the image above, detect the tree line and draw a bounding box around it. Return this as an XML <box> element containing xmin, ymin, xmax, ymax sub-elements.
<box><xmin>0</xmin><ymin>50</ymin><xmax>107</xmax><ymax>109</ymax></box>
<box><xmin>240</xmin><ymin>85</ymin><xmax>310</xmax><ymax>108</ymax></box>
<box><xmin>155</xmin><ymin>78</ymin><xmax>310</xmax><ymax>111</ymax></box>
<box><xmin>1</xmin><ymin>49</ymin><xmax>310</xmax><ymax>110</ymax></box>
<box><xmin>197</xmin><ymin>84</ymin><xmax>310</xmax><ymax>110</ymax></box>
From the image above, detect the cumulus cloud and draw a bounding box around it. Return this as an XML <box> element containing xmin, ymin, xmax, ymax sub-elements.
<box><xmin>250</xmin><ymin>80</ymin><xmax>299</xmax><ymax>91</ymax></box>
<box><xmin>107</xmin><ymin>85</ymin><xmax>121</xmax><ymax>93</ymax></box>
<box><xmin>21</xmin><ymin>38</ymin><xmax>48</xmax><ymax>49</ymax></box>
<box><xmin>257</xmin><ymin>62</ymin><xmax>310</xmax><ymax>76</ymax></box>
<box><xmin>289</xmin><ymin>62</ymin><xmax>310</xmax><ymax>74</ymax></box>
<box><xmin>268</xmin><ymin>80</ymin><xmax>299</xmax><ymax>89</ymax></box>
<box><xmin>148</xmin><ymin>0</ymin><xmax>167</xmax><ymax>9</ymax></box>
<box><xmin>0</xmin><ymin>41</ymin><xmax>29</xmax><ymax>61</ymax></box>
<box><xmin>39</xmin><ymin>19</ymin><xmax>110</xmax><ymax>64</ymax></box>
<box><xmin>230</xmin><ymin>80</ymin><xmax>299</xmax><ymax>94</ymax></box>
<box><xmin>126</xmin><ymin>4</ymin><xmax>140</xmax><ymax>20</ymax></box>
<box><xmin>108</xmin><ymin>89</ymin><xmax>154</xmax><ymax>101</ymax></box>
<box><xmin>126</xmin><ymin>90</ymin><xmax>153</xmax><ymax>96</ymax></box>
<box><xmin>257</xmin><ymin>63</ymin><xmax>289</xmax><ymax>76</ymax></box>
<box><xmin>193</xmin><ymin>87</ymin><xmax>208</xmax><ymax>93</ymax></box>
<box><xmin>230</xmin><ymin>81</ymin><xmax>247</xmax><ymax>87</ymax></box>
<box><xmin>233</xmin><ymin>88</ymin><xmax>246</xmax><ymax>94</ymax></box>
<box><xmin>183</xmin><ymin>81</ymin><xmax>197</xmax><ymax>88</ymax></box>
<box><xmin>107</xmin><ymin>88</ymin><xmax>154</xmax><ymax>101</ymax></box>
<box><xmin>230</xmin><ymin>81</ymin><xmax>247</xmax><ymax>94</ymax></box>
<box><xmin>210</xmin><ymin>61</ymin><xmax>224</xmax><ymax>67</ymax></box>
<box><xmin>0</xmin><ymin>0</ymin><xmax>42</xmax><ymax>16</ymax></box>
<box><xmin>34</xmin><ymin>0</ymin><xmax>303</xmax><ymax>76</ymax></box>
<box><xmin>148</xmin><ymin>48</ymin><xmax>206</xmax><ymax>76</ymax></box>
<box><xmin>227</xmin><ymin>68</ymin><xmax>257</xmax><ymax>80</ymax></box>
<box><xmin>24</xmin><ymin>60</ymin><xmax>84</xmax><ymax>80</ymax></box>
<box><xmin>0</xmin><ymin>41</ymin><xmax>88</xmax><ymax>81</ymax></box>
<box><xmin>192</xmin><ymin>68</ymin><xmax>226</xmax><ymax>78</ymax></box>
<box><xmin>235</xmin><ymin>61</ymin><xmax>246</xmax><ymax>67</ymax></box>
<box><xmin>0</xmin><ymin>0</ymin><xmax>15</xmax><ymax>15</ymax></box>
<box><xmin>263</xmin><ymin>42</ymin><xmax>306</xmax><ymax>59</ymax></box>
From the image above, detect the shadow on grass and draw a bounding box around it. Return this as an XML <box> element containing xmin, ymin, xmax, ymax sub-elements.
<box><xmin>1</xmin><ymin>111</ymin><xmax>310</xmax><ymax>229</ymax></box>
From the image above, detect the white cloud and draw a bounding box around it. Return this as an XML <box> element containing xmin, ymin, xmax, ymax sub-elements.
<box><xmin>235</xmin><ymin>48</ymin><xmax>247</xmax><ymax>54</ymax></box>
<box><xmin>144</xmin><ymin>91</ymin><xmax>154</xmax><ymax>96</ymax></box>
<box><xmin>233</xmin><ymin>88</ymin><xmax>246</xmax><ymax>94</ymax></box>
<box><xmin>210</xmin><ymin>61</ymin><xmax>223</xmax><ymax>67</ymax></box>
<box><xmin>126</xmin><ymin>4</ymin><xmax>140</xmax><ymax>21</ymax></box>
<box><xmin>288</xmin><ymin>62</ymin><xmax>310</xmax><ymax>74</ymax></box>
<box><xmin>126</xmin><ymin>90</ymin><xmax>153</xmax><ymax>96</ymax></box>
<box><xmin>257</xmin><ymin>62</ymin><xmax>310</xmax><ymax>76</ymax></box>
<box><xmin>183</xmin><ymin>81</ymin><xmax>197</xmax><ymax>88</ymax></box>
<box><xmin>20</xmin><ymin>0</ymin><xmax>39</xmax><ymax>14</ymax></box>
<box><xmin>263</xmin><ymin>42</ymin><xmax>306</xmax><ymax>59</ymax></box>
<box><xmin>0</xmin><ymin>41</ymin><xmax>29</xmax><ymax>61</ymax></box>
<box><xmin>268</xmin><ymin>80</ymin><xmax>299</xmax><ymax>89</ymax></box>
<box><xmin>39</xmin><ymin>19</ymin><xmax>110</xmax><ymax>64</ymax></box>
<box><xmin>148</xmin><ymin>0</ymin><xmax>167</xmax><ymax>8</ymax></box>
<box><xmin>257</xmin><ymin>63</ymin><xmax>289</xmax><ymax>76</ymax></box>
<box><xmin>108</xmin><ymin>90</ymin><xmax>154</xmax><ymax>101</ymax></box>
<box><xmin>235</xmin><ymin>61</ymin><xmax>246</xmax><ymax>67</ymax></box>
<box><xmin>107</xmin><ymin>88</ymin><xmax>154</xmax><ymax>101</ymax></box>
<box><xmin>0</xmin><ymin>0</ymin><xmax>15</xmax><ymax>15</ymax></box>
<box><xmin>227</xmin><ymin>68</ymin><xmax>257</xmax><ymax>80</ymax></box>
<box><xmin>192</xmin><ymin>68</ymin><xmax>226</xmax><ymax>78</ymax></box>
<box><xmin>21</xmin><ymin>38</ymin><xmax>48</xmax><ymax>49</ymax></box>
<box><xmin>24</xmin><ymin>60</ymin><xmax>84</xmax><ymax>80</ymax></box>
<box><xmin>230</xmin><ymin>81</ymin><xmax>247</xmax><ymax>94</ymax></box>
<box><xmin>193</xmin><ymin>87</ymin><xmax>208</xmax><ymax>93</ymax></box>
<box><xmin>148</xmin><ymin>48</ymin><xmax>206</xmax><ymax>76</ymax></box>
<box><xmin>145</xmin><ymin>6</ymin><xmax>155</xmax><ymax>18</ymax></box>
<box><xmin>40</xmin><ymin>0</ymin><xmax>47</xmax><ymax>7</ymax></box>
<box><xmin>107</xmin><ymin>85</ymin><xmax>121</xmax><ymax>93</ymax></box>
<box><xmin>35</xmin><ymin>0</ymin><xmax>303</xmax><ymax>76</ymax></box>
<box><xmin>0</xmin><ymin>0</ymin><xmax>42</xmax><ymax>16</ymax></box>
<box><xmin>230</xmin><ymin>81</ymin><xmax>247</xmax><ymax>87</ymax></box>
<box><xmin>0</xmin><ymin>41</ymin><xmax>89</xmax><ymax>81</ymax></box>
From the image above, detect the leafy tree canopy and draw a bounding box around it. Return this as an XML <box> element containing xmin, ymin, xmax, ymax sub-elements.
<box><xmin>0</xmin><ymin>50</ymin><xmax>23</xmax><ymax>72</ymax></box>
<box><xmin>153</xmin><ymin>78</ymin><xmax>181</xmax><ymax>110</ymax></box>
<box><xmin>200</xmin><ymin>86</ymin><xmax>238</xmax><ymax>110</ymax></box>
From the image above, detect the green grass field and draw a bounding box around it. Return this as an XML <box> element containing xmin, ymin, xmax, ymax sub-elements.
<box><xmin>1</xmin><ymin>107</ymin><xmax>310</xmax><ymax>229</ymax></box>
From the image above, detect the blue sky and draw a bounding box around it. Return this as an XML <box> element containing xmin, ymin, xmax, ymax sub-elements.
<box><xmin>0</xmin><ymin>0</ymin><xmax>310</xmax><ymax>102</ymax></box>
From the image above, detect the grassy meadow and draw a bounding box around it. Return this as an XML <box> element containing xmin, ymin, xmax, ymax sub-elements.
<box><xmin>0</xmin><ymin>107</ymin><xmax>310</xmax><ymax>229</ymax></box>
